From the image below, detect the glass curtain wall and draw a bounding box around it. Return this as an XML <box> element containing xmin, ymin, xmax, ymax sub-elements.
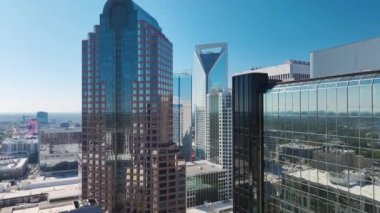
<box><xmin>264</xmin><ymin>73</ymin><xmax>380</xmax><ymax>213</ymax></box>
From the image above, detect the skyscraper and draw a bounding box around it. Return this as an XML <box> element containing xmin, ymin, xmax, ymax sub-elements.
<box><xmin>233</xmin><ymin>70</ymin><xmax>380</xmax><ymax>212</ymax></box>
<box><xmin>232</xmin><ymin>73</ymin><xmax>268</xmax><ymax>212</ymax></box>
<box><xmin>81</xmin><ymin>1</ymin><xmax>185</xmax><ymax>212</ymax></box>
<box><xmin>206</xmin><ymin>89</ymin><xmax>233</xmax><ymax>200</ymax></box>
<box><xmin>37</xmin><ymin>111</ymin><xmax>49</xmax><ymax>125</ymax></box>
<box><xmin>173</xmin><ymin>71</ymin><xmax>192</xmax><ymax>161</ymax></box>
<box><xmin>193</xmin><ymin>43</ymin><xmax>228</xmax><ymax>160</ymax></box>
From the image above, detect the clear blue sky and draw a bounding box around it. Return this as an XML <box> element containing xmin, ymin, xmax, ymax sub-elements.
<box><xmin>1</xmin><ymin>0</ymin><xmax>380</xmax><ymax>112</ymax></box>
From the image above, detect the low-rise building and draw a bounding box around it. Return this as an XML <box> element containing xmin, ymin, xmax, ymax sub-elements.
<box><xmin>282</xmin><ymin>167</ymin><xmax>380</xmax><ymax>212</ymax></box>
<box><xmin>186</xmin><ymin>160</ymin><xmax>228</xmax><ymax>208</ymax></box>
<box><xmin>312</xmin><ymin>146</ymin><xmax>369</xmax><ymax>172</ymax></box>
<box><xmin>1</xmin><ymin>137</ymin><xmax>39</xmax><ymax>164</ymax></box>
<box><xmin>0</xmin><ymin>158</ymin><xmax>28</xmax><ymax>181</ymax></box>
<box><xmin>39</xmin><ymin>128</ymin><xmax>81</xmax><ymax>175</ymax></box>
<box><xmin>186</xmin><ymin>200</ymin><xmax>233</xmax><ymax>213</ymax></box>
<box><xmin>1</xmin><ymin>199</ymin><xmax>102</xmax><ymax>213</ymax></box>
<box><xmin>0</xmin><ymin>176</ymin><xmax>80</xmax><ymax>209</ymax></box>
<box><xmin>279</xmin><ymin>142</ymin><xmax>320</xmax><ymax>163</ymax></box>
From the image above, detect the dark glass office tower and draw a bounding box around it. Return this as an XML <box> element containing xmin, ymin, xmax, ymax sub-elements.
<box><xmin>81</xmin><ymin>1</ymin><xmax>186</xmax><ymax>212</ymax></box>
<box><xmin>232</xmin><ymin>73</ymin><xmax>268</xmax><ymax>213</ymax></box>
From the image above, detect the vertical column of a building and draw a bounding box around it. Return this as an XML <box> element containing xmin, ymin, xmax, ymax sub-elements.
<box><xmin>178</xmin><ymin>76</ymin><xmax>182</xmax><ymax>151</ymax></box>
<box><xmin>232</xmin><ymin>76</ymin><xmax>239</xmax><ymax>212</ymax></box>
<box><xmin>90</xmin><ymin>32</ymin><xmax>98</xmax><ymax>203</ymax></box>
<box><xmin>96</xmin><ymin>24</ymin><xmax>108</xmax><ymax>207</ymax></box>
<box><xmin>111</xmin><ymin>23</ymin><xmax>120</xmax><ymax>213</ymax></box>
<box><xmin>85</xmin><ymin>32</ymin><xmax>94</xmax><ymax>201</ymax></box>
<box><xmin>81</xmin><ymin>38</ymin><xmax>89</xmax><ymax>200</ymax></box>
<box><xmin>251</xmin><ymin>73</ymin><xmax>268</xmax><ymax>212</ymax></box>
<box><xmin>88</xmin><ymin>32</ymin><xmax>96</xmax><ymax>201</ymax></box>
<box><xmin>233</xmin><ymin>73</ymin><xmax>267</xmax><ymax>212</ymax></box>
<box><xmin>90</xmin><ymin>26</ymin><xmax>107</xmax><ymax>209</ymax></box>
<box><xmin>147</xmin><ymin>23</ymin><xmax>157</xmax><ymax>212</ymax></box>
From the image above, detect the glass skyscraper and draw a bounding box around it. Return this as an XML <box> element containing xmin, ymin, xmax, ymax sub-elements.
<box><xmin>233</xmin><ymin>73</ymin><xmax>268</xmax><ymax>213</ymax></box>
<box><xmin>193</xmin><ymin>43</ymin><xmax>228</xmax><ymax>160</ymax></box>
<box><xmin>37</xmin><ymin>111</ymin><xmax>48</xmax><ymax>125</ymax></box>
<box><xmin>173</xmin><ymin>71</ymin><xmax>192</xmax><ymax>161</ymax></box>
<box><xmin>206</xmin><ymin>89</ymin><xmax>233</xmax><ymax>200</ymax></box>
<box><xmin>81</xmin><ymin>0</ymin><xmax>185</xmax><ymax>212</ymax></box>
<box><xmin>233</xmin><ymin>71</ymin><xmax>380</xmax><ymax>212</ymax></box>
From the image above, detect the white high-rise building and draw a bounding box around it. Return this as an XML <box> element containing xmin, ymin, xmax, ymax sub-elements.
<box><xmin>206</xmin><ymin>89</ymin><xmax>232</xmax><ymax>200</ymax></box>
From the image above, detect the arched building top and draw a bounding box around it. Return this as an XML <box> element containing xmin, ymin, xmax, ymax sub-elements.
<box><xmin>102</xmin><ymin>0</ymin><xmax>161</xmax><ymax>31</ymax></box>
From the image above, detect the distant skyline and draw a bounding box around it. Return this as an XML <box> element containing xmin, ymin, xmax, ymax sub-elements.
<box><xmin>1</xmin><ymin>0</ymin><xmax>380</xmax><ymax>112</ymax></box>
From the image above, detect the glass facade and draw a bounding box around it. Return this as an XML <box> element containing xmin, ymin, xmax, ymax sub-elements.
<box><xmin>174</xmin><ymin>72</ymin><xmax>192</xmax><ymax>101</ymax></box>
<box><xmin>263</xmin><ymin>73</ymin><xmax>380</xmax><ymax>212</ymax></box>
<box><xmin>193</xmin><ymin>43</ymin><xmax>228</xmax><ymax>160</ymax></box>
<box><xmin>82</xmin><ymin>1</ymin><xmax>185</xmax><ymax>212</ymax></box>
<box><xmin>233</xmin><ymin>73</ymin><xmax>268</xmax><ymax>213</ymax></box>
<box><xmin>173</xmin><ymin>72</ymin><xmax>192</xmax><ymax>161</ymax></box>
<box><xmin>186</xmin><ymin>161</ymin><xmax>228</xmax><ymax>208</ymax></box>
<box><xmin>187</xmin><ymin>172</ymin><xmax>220</xmax><ymax>207</ymax></box>
<box><xmin>207</xmin><ymin>92</ymin><xmax>220</xmax><ymax>164</ymax></box>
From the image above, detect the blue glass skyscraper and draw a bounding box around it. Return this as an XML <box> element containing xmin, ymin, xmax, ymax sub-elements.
<box><xmin>173</xmin><ymin>71</ymin><xmax>192</xmax><ymax>161</ymax></box>
<box><xmin>37</xmin><ymin>111</ymin><xmax>48</xmax><ymax>125</ymax></box>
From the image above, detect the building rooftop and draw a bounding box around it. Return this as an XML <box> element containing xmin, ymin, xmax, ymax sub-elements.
<box><xmin>0</xmin><ymin>183</ymin><xmax>79</xmax><ymax>201</ymax></box>
<box><xmin>186</xmin><ymin>200</ymin><xmax>233</xmax><ymax>213</ymax></box>
<box><xmin>102</xmin><ymin>1</ymin><xmax>162</xmax><ymax>31</ymax></box>
<box><xmin>0</xmin><ymin>158</ymin><xmax>27</xmax><ymax>171</ymax></box>
<box><xmin>234</xmin><ymin>59</ymin><xmax>310</xmax><ymax>77</ymax></box>
<box><xmin>186</xmin><ymin>160</ymin><xmax>226</xmax><ymax>176</ymax></box>
<box><xmin>0</xmin><ymin>176</ymin><xmax>79</xmax><ymax>200</ymax></box>
<box><xmin>287</xmin><ymin>168</ymin><xmax>380</xmax><ymax>202</ymax></box>
<box><xmin>2</xmin><ymin>138</ymin><xmax>38</xmax><ymax>145</ymax></box>
<box><xmin>2</xmin><ymin>199</ymin><xmax>101</xmax><ymax>213</ymax></box>
<box><xmin>279</xmin><ymin>142</ymin><xmax>320</xmax><ymax>150</ymax></box>
<box><xmin>271</xmin><ymin>69</ymin><xmax>380</xmax><ymax>86</ymax></box>
<box><xmin>312</xmin><ymin>36</ymin><xmax>380</xmax><ymax>53</ymax></box>
<box><xmin>39</xmin><ymin>127</ymin><xmax>81</xmax><ymax>134</ymax></box>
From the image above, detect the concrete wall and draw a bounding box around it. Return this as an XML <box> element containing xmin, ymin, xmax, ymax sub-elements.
<box><xmin>311</xmin><ymin>37</ymin><xmax>380</xmax><ymax>78</ymax></box>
